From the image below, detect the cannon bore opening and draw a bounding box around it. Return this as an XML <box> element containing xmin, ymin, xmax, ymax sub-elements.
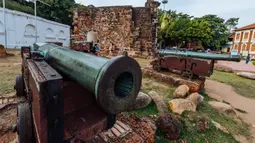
<box><xmin>114</xmin><ymin>72</ymin><xmax>134</xmax><ymax>98</ymax></box>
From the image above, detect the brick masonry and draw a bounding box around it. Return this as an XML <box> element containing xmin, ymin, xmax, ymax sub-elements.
<box><xmin>73</xmin><ymin>0</ymin><xmax>160</xmax><ymax>56</ymax></box>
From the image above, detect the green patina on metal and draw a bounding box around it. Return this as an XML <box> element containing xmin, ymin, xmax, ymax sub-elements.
<box><xmin>37</xmin><ymin>43</ymin><xmax>108</xmax><ymax>92</ymax></box>
<box><xmin>158</xmin><ymin>49</ymin><xmax>241</xmax><ymax>62</ymax></box>
<box><xmin>32</xmin><ymin>43</ymin><xmax>142</xmax><ymax>114</ymax></box>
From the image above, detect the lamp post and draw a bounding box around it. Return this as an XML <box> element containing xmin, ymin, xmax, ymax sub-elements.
<box><xmin>2</xmin><ymin>0</ymin><xmax>7</xmax><ymax>48</ymax></box>
<box><xmin>162</xmin><ymin>0</ymin><xmax>168</xmax><ymax>11</ymax></box>
<box><xmin>27</xmin><ymin>0</ymin><xmax>51</xmax><ymax>43</ymax></box>
<box><xmin>35</xmin><ymin>0</ymin><xmax>37</xmax><ymax>42</ymax></box>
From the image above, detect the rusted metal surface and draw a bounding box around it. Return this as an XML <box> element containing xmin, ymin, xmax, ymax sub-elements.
<box><xmin>34</xmin><ymin>61</ymin><xmax>62</xmax><ymax>81</ymax></box>
<box><xmin>151</xmin><ymin>56</ymin><xmax>214</xmax><ymax>79</ymax></box>
<box><xmin>64</xmin><ymin>106</ymin><xmax>108</xmax><ymax>141</ymax></box>
<box><xmin>63</xmin><ymin>81</ymin><xmax>94</xmax><ymax>114</ymax></box>
<box><xmin>152</xmin><ymin>49</ymin><xmax>242</xmax><ymax>79</ymax></box>
<box><xmin>16</xmin><ymin>44</ymin><xmax>142</xmax><ymax>142</ymax></box>
<box><xmin>62</xmin><ymin>80</ymin><xmax>109</xmax><ymax>141</ymax></box>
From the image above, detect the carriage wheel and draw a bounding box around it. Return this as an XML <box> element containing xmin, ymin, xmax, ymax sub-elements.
<box><xmin>14</xmin><ymin>75</ymin><xmax>25</xmax><ymax>97</ymax></box>
<box><xmin>17</xmin><ymin>103</ymin><xmax>33</xmax><ymax>143</ymax></box>
<box><xmin>153</xmin><ymin>63</ymin><xmax>161</xmax><ymax>72</ymax></box>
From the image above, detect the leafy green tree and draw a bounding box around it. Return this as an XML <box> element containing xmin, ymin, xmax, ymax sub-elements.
<box><xmin>1</xmin><ymin>0</ymin><xmax>85</xmax><ymax>26</ymax></box>
<box><xmin>158</xmin><ymin>10</ymin><xmax>192</xmax><ymax>46</ymax></box>
<box><xmin>199</xmin><ymin>15</ymin><xmax>229</xmax><ymax>50</ymax></box>
<box><xmin>166</xmin><ymin>17</ymin><xmax>191</xmax><ymax>48</ymax></box>
<box><xmin>187</xmin><ymin>18</ymin><xmax>212</xmax><ymax>45</ymax></box>
<box><xmin>225</xmin><ymin>18</ymin><xmax>239</xmax><ymax>33</ymax></box>
<box><xmin>0</xmin><ymin>0</ymin><xmax>34</xmax><ymax>15</ymax></box>
<box><xmin>158</xmin><ymin>10</ymin><xmax>212</xmax><ymax>49</ymax></box>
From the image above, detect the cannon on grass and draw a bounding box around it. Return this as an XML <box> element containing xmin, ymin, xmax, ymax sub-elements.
<box><xmin>14</xmin><ymin>43</ymin><xmax>142</xmax><ymax>143</ymax></box>
<box><xmin>151</xmin><ymin>49</ymin><xmax>241</xmax><ymax>79</ymax></box>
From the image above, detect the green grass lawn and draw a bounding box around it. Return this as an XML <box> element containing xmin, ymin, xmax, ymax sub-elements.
<box><xmin>127</xmin><ymin>77</ymin><xmax>252</xmax><ymax>143</ymax></box>
<box><xmin>209</xmin><ymin>70</ymin><xmax>255</xmax><ymax>99</ymax></box>
<box><xmin>0</xmin><ymin>50</ymin><xmax>21</xmax><ymax>95</ymax></box>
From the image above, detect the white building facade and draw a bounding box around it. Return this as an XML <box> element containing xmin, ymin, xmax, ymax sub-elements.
<box><xmin>0</xmin><ymin>8</ymin><xmax>70</xmax><ymax>48</ymax></box>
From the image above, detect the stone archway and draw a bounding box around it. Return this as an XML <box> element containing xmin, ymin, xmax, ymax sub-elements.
<box><xmin>24</xmin><ymin>24</ymin><xmax>36</xmax><ymax>45</ymax></box>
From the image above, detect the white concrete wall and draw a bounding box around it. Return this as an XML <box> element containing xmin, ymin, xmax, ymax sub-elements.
<box><xmin>0</xmin><ymin>8</ymin><xmax>70</xmax><ymax>48</ymax></box>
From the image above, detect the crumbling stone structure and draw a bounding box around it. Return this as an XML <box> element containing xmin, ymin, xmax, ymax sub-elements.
<box><xmin>73</xmin><ymin>0</ymin><xmax>160</xmax><ymax>56</ymax></box>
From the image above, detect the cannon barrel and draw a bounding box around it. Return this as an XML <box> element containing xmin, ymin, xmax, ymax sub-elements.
<box><xmin>158</xmin><ymin>49</ymin><xmax>241</xmax><ymax>62</ymax></box>
<box><xmin>34</xmin><ymin>43</ymin><xmax>142</xmax><ymax>114</ymax></box>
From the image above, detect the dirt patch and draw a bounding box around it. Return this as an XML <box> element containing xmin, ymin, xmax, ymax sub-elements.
<box><xmin>143</xmin><ymin>78</ymin><xmax>169</xmax><ymax>89</ymax></box>
<box><xmin>0</xmin><ymin>52</ymin><xmax>21</xmax><ymax>95</ymax></box>
<box><xmin>0</xmin><ymin>104</ymin><xmax>17</xmax><ymax>143</ymax></box>
<box><xmin>205</xmin><ymin>80</ymin><xmax>255</xmax><ymax>142</ymax></box>
<box><xmin>135</xmin><ymin>58</ymin><xmax>151</xmax><ymax>68</ymax></box>
<box><xmin>141</xmin><ymin>77</ymin><xmax>175</xmax><ymax>100</ymax></box>
<box><xmin>216</xmin><ymin>61</ymin><xmax>255</xmax><ymax>73</ymax></box>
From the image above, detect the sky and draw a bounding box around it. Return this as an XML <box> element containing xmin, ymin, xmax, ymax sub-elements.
<box><xmin>75</xmin><ymin>0</ymin><xmax>255</xmax><ymax>27</ymax></box>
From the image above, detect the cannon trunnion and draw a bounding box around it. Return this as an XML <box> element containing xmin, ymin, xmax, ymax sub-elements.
<box><xmin>15</xmin><ymin>44</ymin><xmax>142</xmax><ymax>143</ymax></box>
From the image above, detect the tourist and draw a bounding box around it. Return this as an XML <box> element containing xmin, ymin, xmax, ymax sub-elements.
<box><xmin>94</xmin><ymin>44</ymin><xmax>101</xmax><ymax>56</ymax></box>
<box><xmin>94</xmin><ymin>44</ymin><xmax>100</xmax><ymax>52</ymax></box>
<box><xmin>246</xmin><ymin>54</ymin><xmax>251</xmax><ymax>64</ymax></box>
<box><xmin>108</xmin><ymin>42</ymin><xmax>115</xmax><ymax>56</ymax></box>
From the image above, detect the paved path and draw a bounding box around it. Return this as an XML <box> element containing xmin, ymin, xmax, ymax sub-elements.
<box><xmin>217</xmin><ymin>61</ymin><xmax>255</xmax><ymax>73</ymax></box>
<box><xmin>205</xmin><ymin>80</ymin><xmax>255</xmax><ymax>142</ymax></box>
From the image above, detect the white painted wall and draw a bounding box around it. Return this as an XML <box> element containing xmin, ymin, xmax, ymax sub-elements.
<box><xmin>0</xmin><ymin>8</ymin><xmax>70</xmax><ymax>48</ymax></box>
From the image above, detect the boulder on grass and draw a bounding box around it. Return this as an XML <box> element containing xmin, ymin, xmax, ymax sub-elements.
<box><xmin>128</xmin><ymin>92</ymin><xmax>152</xmax><ymax>111</ymax></box>
<box><xmin>0</xmin><ymin>45</ymin><xmax>6</xmax><ymax>58</ymax></box>
<box><xmin>168</xmin><ymin>99</ymin><xmax>196</xmax><ymax>115</ymax></box>
<box><xmin>208</xmin><ymin>101</ymin><xmax>236</xmax><ymax>116</ymax></box>
<box><xmin>148</xmin><ymin>91</ymin><xmax>169</xmax><ymax>114</ymax></box>
<box><xmin>173</xmin><ymin>85</ymin><xmax>189</xmax><ymax>98</ymax></box>
<box><xmin>236</xmin><ymin>72</ymin><xmax>255</xmax><ymax>80</ymax></box>
<box><xmin>156</xmin><ymin>114</ymin><xmax>181</xmax><ymax>140</ymax></box>
<box><xmin>186</xmin><ymin>92</ymin><xmax>204</xmax><ymax>106</ymax></box>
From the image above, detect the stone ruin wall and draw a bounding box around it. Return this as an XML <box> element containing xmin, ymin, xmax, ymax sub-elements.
<box><xmin>73</xmin><ymin>0</ymin><xmax>160</xmax><ymax>56</ymax></box>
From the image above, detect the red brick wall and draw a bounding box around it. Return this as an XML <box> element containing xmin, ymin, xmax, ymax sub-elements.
<box><xmin>73</xmin><ymin>1</ymin><xmax>159</xmax><ymax>55</ymax></box>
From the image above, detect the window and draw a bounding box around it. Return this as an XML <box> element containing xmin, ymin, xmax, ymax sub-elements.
<box><xmin>233</xmin><ymin>44</ymin><xmax>238</xmax><ymax>50</ymax></box>
<box><xmin>241</xmin><ymin>44</ymin><xmax>247</xmax><ymax>52</ymax></box>
<box><xmin>251</xmin><ymin>44</ymin><xmax>255</xmax><ymax>53</ymax></box>
<box><xmin>59</xmin><ymin>30</ymin><xmax>66</xmax><ymax>40</ymax></box>
<box><xmin>45</xmin><ymin>28</ymin><xmax>55</xmax><ymax>39</ymax></box>
<box><xmin>236</xmin><ymin>33</ymin><xmax>240</xmax><ymax>40</ymax></box>
<box><xmin>252</xmin><ymin>30</ymin><xmax>255</xmax><ymax>42</ymax></box>
<box><xmin>242</xmin><ymin>31</ymin><xmax>250</xmax><ymax>43</ymax></box>
<box><xmin>24</xmin><ymin>24</ymin><xmax>36</xmax><ymax>36</ymax></box>
<box><xmin>244</xmin><ymin>32</ymin><xmax>249</xmax><ymax>39</ymax></box>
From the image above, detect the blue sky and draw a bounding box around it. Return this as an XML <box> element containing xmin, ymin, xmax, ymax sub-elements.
<box><xmin>75</xmin><ymin>0</ymin><xmax>255</xmax><ymax>27</ymax></box>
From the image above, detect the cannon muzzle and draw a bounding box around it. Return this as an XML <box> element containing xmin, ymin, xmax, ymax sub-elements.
<box><xmin>34</xmin><ymin>43</ymin><xmax>142</xmax><ymax>114</ymax></box>
<box><xmin>158</xmin><ymin>49</ymin><xmax>241</xmax><ymax>62</ymax></box>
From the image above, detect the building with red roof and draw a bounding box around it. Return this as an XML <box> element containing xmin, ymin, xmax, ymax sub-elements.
<box><xmin>232</xmin><ymin>23</ymin><xmax>255</xmax><ymax>56</ymax></box>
